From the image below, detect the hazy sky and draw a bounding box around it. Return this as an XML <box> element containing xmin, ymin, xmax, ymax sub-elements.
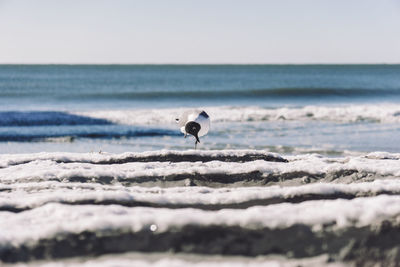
<box><xmin>1</xmin><ymin>0</ymin><xmax>400</xmax><ymax>64</ymax></box>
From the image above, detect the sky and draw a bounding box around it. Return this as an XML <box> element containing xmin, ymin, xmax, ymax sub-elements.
<box><xmin>0</xmin><ymin>0</ymin><xmax>400</xmax><ymax>64</ymax></box>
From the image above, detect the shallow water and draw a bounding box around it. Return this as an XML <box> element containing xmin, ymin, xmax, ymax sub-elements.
<box><xmin>1</xmin><ymin>150</ymin><xmax>400</xmax><ymax>265</ymax></box>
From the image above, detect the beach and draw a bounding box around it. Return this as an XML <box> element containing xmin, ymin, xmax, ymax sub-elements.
<box><xmin>1</xmin><ymin>65</ymin><xmax>400</xmax><ymax>266</ymax></box>
<box><xmin>2</xmin><ymin>150</ymin><xmax>400</xmax><ymax>266</ymax></box>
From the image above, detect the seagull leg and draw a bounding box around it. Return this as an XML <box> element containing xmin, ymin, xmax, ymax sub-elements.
<box><xmin>194</xmin><ymin>140</ymin><xmax>198</xmax><ymax>150</ymax></box>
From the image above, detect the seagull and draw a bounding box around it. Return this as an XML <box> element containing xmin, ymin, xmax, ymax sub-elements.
<box><xmin>176</xmin><ymin>110</ymin><xmax>210</xmax><ymax>149</ymax></box>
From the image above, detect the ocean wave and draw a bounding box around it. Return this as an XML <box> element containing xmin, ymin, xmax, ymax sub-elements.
<box><xmin>2</xmin><ymin>196</ymin><xmax>400</xmax><ymax>262</ymax></box>
<box><xmin>4</xmin><ymin>87</ymin><xmax>399</xmax><ymax>100</ymax></box>
<box><xmin>3</xmin><ymin>105</ymin><xmax>400</xmax><ymax>129</ymax></box>
<box><xmin>0</xmin><ymin>150</ymin><xmax>287</xmax><ymax>168</ymax></box>
<box><xmin>1</xmin><ymin>152</ymin><xmax>399</xmax><ymax>187</ymax></box>
<box><xmin>75</xmin><ymin>104</ymin><xmax>400</xmax><ymax>125</ymax></box>
<box><xmin>2</xmin><ymin>179</ymin><xmax>400</xmax><ymax>212</ymax></box>
<box><xmin>55</xmin><ymin>87</ymin><xmax>400</xmax><ymax>100</ymax></box>
<box><xmin>0</xmin><ymin>127</ymin><xmax>178</xmax><ymax>142</ymax></box>
<box><xmin>9</xmin><ymin>253</ymin><xmax>335</xmax><ymax>267</ymax></box>
<box><xmin>0</xmin><ymin>111</ymin><xmax>112</xmax><ymax>127</ymax></box>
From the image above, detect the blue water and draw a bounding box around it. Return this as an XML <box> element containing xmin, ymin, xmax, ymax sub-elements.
<box><xmin>0</xmin><ymin>65</ymin><xmax>399</xmax><ymax>154</ymax></box>
<box><xmin>1</xmin><ymin>64</ymin><xmax>400</xmax><ymax>109</ymax></box>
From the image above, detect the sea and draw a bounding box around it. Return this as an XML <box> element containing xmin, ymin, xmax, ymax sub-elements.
<box><xmin>0</xmin><ymin>64</ymin><xmax>399</xmax><ymax>155</ymax></box>
<box><xmin>2</xmin><ymin>65</ymin><xmax>400</xmax><ymax>266</ymax></box>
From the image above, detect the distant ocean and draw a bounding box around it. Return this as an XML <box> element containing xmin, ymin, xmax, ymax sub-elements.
<box><xmin>0</xmin><ymin>64</ymin><xmax>400</xmax><ymax>154</ymax></box>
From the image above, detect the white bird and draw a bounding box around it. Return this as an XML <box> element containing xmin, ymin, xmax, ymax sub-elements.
<box><xmin>176</xmin><ymin>110</ymin><xmax>210</xmax><ymax>149</ymax></box>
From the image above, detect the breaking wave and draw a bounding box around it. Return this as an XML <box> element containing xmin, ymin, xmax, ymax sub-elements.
<box><xmin>75</xmin><ymin>104</ymin><xmax>400</xmax><ymax>125</ymax></box>
<box><xmin>0</xmin><ymin>125</ymin><xmax>178</xmax><ymax>142</ymax></box>
<box><xmin>0</xmin><ymin>111</ymin><xmax>112</xmax><ymax>127</ymax></box>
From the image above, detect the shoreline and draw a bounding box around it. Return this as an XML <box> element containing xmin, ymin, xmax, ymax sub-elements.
<box><xmin>1</xmin><ymin>149</ymin><xmax>400</xmax><ymax>265</ymax></box>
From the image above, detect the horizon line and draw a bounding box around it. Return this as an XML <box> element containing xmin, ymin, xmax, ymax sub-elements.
<box><xmin>1</xmin><ymin>62</ymin><xmax>400</xmax><ymax>65</ymax></box>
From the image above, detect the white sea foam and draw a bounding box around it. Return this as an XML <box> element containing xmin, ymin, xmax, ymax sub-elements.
<box><xmin>0</xmin><ymin>149</ymin><xmax>283</xmax><ymax>168</ymax></box>
<box><xmin>2</xmin><ymin>180</ymin><xmax>400</xmax><ymax>210</ymax></box>
<box><xmin>0</xmin><ymin>152</ymin><xmax>399</xmax><ymax>184</ymax></box>
<box><xmin>1</xmin><ymin>195</ymin><xmax>400</xmax><ymax>246</ymax></box>
<box><xmin>74</xmin><ymin>104</ymin><xmax>400</xmax><ymax>125</ymax></box>
<box><xmin>1</xmin><ymin>150</ymin><xmax>399</xmax><ymax>262</ymax></box>
<box><xmin>365</xmin><ymin>151</ymin><xmax>400</xmax><ymax>160</ymax></box>
<box><xmin>17</xmin><ymin>253</ymin><xmax>343</xmax><ymax>267</ymax></box>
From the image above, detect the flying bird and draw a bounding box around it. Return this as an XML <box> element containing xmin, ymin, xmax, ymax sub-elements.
<box><xmin>176</xmin><ymin>110</ymin><xmax>210</xmax><ymax>149</ymax></box>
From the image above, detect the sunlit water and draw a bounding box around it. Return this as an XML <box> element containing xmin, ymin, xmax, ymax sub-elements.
<box><xmin>1</xmin><ymin>64</ymin><xmax>399</xmax><ymax>155</ymax></box>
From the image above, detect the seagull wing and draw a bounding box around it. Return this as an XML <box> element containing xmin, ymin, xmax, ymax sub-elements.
<box><xmin>176</xmin><ymin>111</ymin><xmax>191</xmax><ymax>127</ymax></box>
